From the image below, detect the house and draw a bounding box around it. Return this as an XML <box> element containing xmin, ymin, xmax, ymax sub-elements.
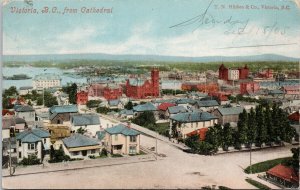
<box><xmin>16</xmin><ymin>128</ymin><xmax>51</xmax><ymax>163</ymax></box>
<box><xmin>103</xmin><ymin>84</ymin><xmax>123</xmax><ymax>100</ymax></box>
<box><xmin>288</xmin><ymin>111</ymin><xmax>299</xmax><ymax>125</ymax></box>
<box><xmin>2</xmin><ymin>109</ymin><xmax>15</xmax><ymax>117</ymax></box>
<box><xmin>2</xmin><ymin>117</ymin><xmax>15</xmax><ymax>140</ymax></box>
<box><xmin>167</xmin><ymin>106</ymin><xmax>188</xmax><ymax>119</ymax></box>
<box><xmin>133</xmin><ymin>102</ymin><xmax>157</xmax><ymax>116</ymax></box>
<box><xmin>240</xmin><ymin>82</ymin><xmax>260</xmax><ymax>95</ymax></box>
<box><xmin>157</xmin><ymin>102</ymin><xmax>176</xmax><ymax>119</ymax></box>
<box><xmin>15</xmin><ymin>118</ymin><xmax>27</xmax><ymax>132</ymax></box>
<box><xmin>194</xmin><ymin>100</ymin><xmax>219</xmax><ymax>112</ymax></box>
<box><xmin>46</xmin><ymin>124</ymin><xmax>71</xmax><ymax>144</ymax></box>
<box><xmin>49</xmin><ymin>105</ymin><xmax>78</xmax><ymax>124</ymax></box>
<box><xmin>88</xmin><ymin>83</ymin><xmax>106</xmax><ymax>97</ymax></box>
<box><xmin>62</xmin><ymin>134</ymin><xmax>101</xmax><ymax>159</ymax></box>
<box><xmin>266</xmin><ymin>164</ymin><xmax>299</xmax><ymax>188</ymax></box>
<box><xmin>19</xmin><ymin>86</ymin><xmax>33</xmax><ymax>95</ymax></box>
<box><xmin>76</xmin><ymin>91</ymin><xmax>89</xmax><ymax>105</ymax></box>
<box><xmin>15</xmin><ymin>105</ymin><xmax>35</xmax><ymax>126</ymax></box>
<box><xmin>119</xmin><ymin>109</ymin><xmax>134</xmax><ymax>120</ymax></box>
<box><xmin>219</xmin><ymin>64</ymin><xmax>249</xmax><ymax>81</ymax></box>
<box><xmin>126</xmin><ymin>68</ymin><xmax>159</xmax><ymax>99</ymax></box>
<box><xmin>186</xmin><ymin>128</ymin><xmax>208</xmax><ymax>141</ymax></box>
<box><xmin>104</xmin><ymin>124</ymin><xmax>140</xmax><ymax>155</ymax></box>
<box><xmin>187</xmin><ymin>92</ymin><xmax>208</xmax><ymax>100</ymax></box>
<box><xmin>70</xmin><ymin>114</ymin><xmax>101</xmax><ymax>137</ymax></box>
<box><xmin>212</xmin><ymin>107</ymin><xmax>244</xmax><ymax>125</ymax></box>
<box><xmin>175</xmin><ymin>98</ymin><xmax>197</xmax><ymax>109</ymax></box>
<box><xmin>33</xmin><ymin>73</ymin><xmax>61</xmax><ymax>89</ymax></box>
<box><xmin>169</xmin><ymin>111</ymin><xmax>218</xmax><ymax>139</ymax></box>
<box><xmin>56</xmin><ymin>92</ymin><xmax>69</xmax><ymax>106</ymax></box>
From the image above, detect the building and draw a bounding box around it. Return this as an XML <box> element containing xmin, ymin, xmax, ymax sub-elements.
<box><xmin>16</xmin><ymin>128</ymin><xmax>51</xmax><ymax>163</ymax></box>
<box><xmin>76</xmin><ymin>91</ymin><xmax>89</xmax><ymax>105</ymax></box>
<box><xmin>104</xmin><ymin>124</ymin><xmax>140</xmax><ymax>155</ymax></box>
<box><xmin>167</xmin><ymin>106</ymin><xmax>188</xmax><ymax>118</ymax></box>
<box><xmin>70</xmin><ymin>114</ymin><xmax>101</xmax><ymax>137</ymax></box>
<box><xmin>194</xmin><ymin>100</ymin><xmax>219</xmax><ymax>112</ymax></box>
<box><xmin>62</xmin><ymin>134</ymin><xmax>101</xmax><ymax>159</ymax></box>
<box><xmin>2</xmin><ymin>117</ymin><xmax>15</xmax><ymax>140</ymax></box>
<box><xmin>125</xmin><ymin>68</ymin><xmax>159</xmax><ymax>99</ymax></box>
<box><xmin>266</xmin><ymin>164</ymin><xmax>299</xmax><ymax>188</ymax></box>
<box><xmin>2</xmin><ymin>109</ymin><xmax>15</xmax><ymax>117</ymax></box>
<box><xmin>15</xmin><ymin>105</ymin><xmax>35</xmax><ymax>125</ymax></box>
<box><xmin>169</xmin><ymin>111</ymin><xmax>218</xmax><ymax>139</ymax></box>
<box><xmin>186</xmin><ymin>128</ymin><xmax>208</xmax><ymax>141</ymax></box>
<box><xmin>212</xmin><ymin>107</ymin><xmax>244</xmax><ymax>125</ymax></box>
<box><xmin>33</xmin><ymin>73</ymin><xmax>61</xmax><ymax>89</ymax></box>
<box><xmin>19</xmin><ymin>86</ymin><xmax>33</xmax><ymax>95</ymax></box>
<box><xmin>119</xmin><ymin>109</ymin><xmax>134</xmax><ymax>120</ymax></box>
<box><xmin>257</xmin><ymin>69</ymin><xmax>273</xmax><ymax>78</ymax></box>
<box><xmin>219</xmin><ymin>64</ymin><xmax>249</xmax><ymax>81</ymax></box>
<box><xmin>133</xmin><ymin>102</ymin><xmax>157</xmax><ymax>114</ymax></box>
<box><xmin>103</xmin><ymin>84</ymin><xmax>123</xmax><ymax>100</ymax></box>
<box><xmin>240</xmin><ymin>82</ymin><xmax>260</xmax><ymax>95</ymax></box>
<box><xmin>49</xmin><ymin>105</ymin><xmax>78</xmax><ymax>124</ymax></box>
<box><xmin>157</xmin><ymin>102</ymin><xmax>176</xmax><ymax>119</ymax></box>
<box><xmin>46</xmin><ymin>124</ymin><xmax>71</xmax><ymax>144</ymax></box>
<box><xmin>88</xmin><ymin>83</ymin><xmax>106</xmax><ymax>97</ymax></box>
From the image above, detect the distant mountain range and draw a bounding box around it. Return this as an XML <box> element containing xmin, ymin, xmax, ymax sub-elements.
<box><xmin>3</xmin><ymin>53</ymin><xmax>299</xmax><ymax>63</ymax></box>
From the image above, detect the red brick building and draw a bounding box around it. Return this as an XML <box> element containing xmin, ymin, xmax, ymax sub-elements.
<box><xmin>76</xmin><ymin>91</ymin><xmax>88</xmax><ymax>105</ymax></box>
<box><xmin>125</xmin><ymin>68</ymin><xmax>159</xmax><ymax>99</ymax></box>
<box><xmin>240</xmin><ymin>82</ymin><xmax>260</xmax><ymax>95</ymax></box>
<box><xmin>181</xmin><ymin>83</ymin><xmax>219</xmax><ymax>93</ymax></box>
<box><xmin>88</xmin><ymin>84</ymin><xmax>106</xmax><ymax>97</ymax></box>
<box><xmin>219</xmin><ymin>64</ymin><xmax>249</xmax><ymax>81</ymax></box>
<box><xmin>103</xmin><ymin>84</ymin><xmax>123</xmax><ymax>100</ymax></box>
<box><xmin>258</xmin><ymin>69</ymin><xmax>273</xmax><ymax>78</ymax></box>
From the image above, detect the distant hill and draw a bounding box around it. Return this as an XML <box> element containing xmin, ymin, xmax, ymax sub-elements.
<box><xmin>3</xmin><ymin>53</ymin><xmax>299</xmax><ymax>63</ymax></box>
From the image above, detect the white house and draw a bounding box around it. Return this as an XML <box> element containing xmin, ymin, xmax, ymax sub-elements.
<box><xmin>33</xmin><ymin>73</ymin><xmax>61</xmax><ymax>89</ymax></box>
<box><xmin>16</xmin><ymin>128</ymin><xmax>51</xmax><ymax>163</ymax></box>
<box><xmin>15</xmin><ymin>105</ymin><xmax>35</xmax><ymax>126</ymax></box>
<box><xmin>19</xmin><ymin>86</ymin><xmax>33</xmax><ymax>95</ymax></box>
<box><xmin>62</xmin><ymin>134</ymin><xmax>101</xmax><ymax>159</ymax></box>
<box><xmin>70</xmin><ymin>114</ymin><xmax>101</xmax><ymax>137</ymax></box>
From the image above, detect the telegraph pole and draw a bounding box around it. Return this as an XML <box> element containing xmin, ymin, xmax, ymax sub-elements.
<box><xmin>155</xmin><ymin>132</ymin><xmax>158</xmax><ymax>160</ymax></box>
<box><xmin>9</xmin><ymin>137</ymin><xmax>12</xmax><ymax>175</ymax></box>
<box><xmin>250</xmin><ymin>141</ymin><xmax>252</xmax><ymax>174</ymax></box>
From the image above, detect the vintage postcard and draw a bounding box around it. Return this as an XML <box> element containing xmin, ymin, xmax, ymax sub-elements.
<box><xmin>1</xmin><ymin>0</ymin><xmax>300</xmax><ymax>189</ymax></box>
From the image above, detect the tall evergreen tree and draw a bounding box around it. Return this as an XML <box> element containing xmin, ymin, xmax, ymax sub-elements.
<box><xmin>222</xmin><ymin>123</ymin><xmax>233</xmax><ymax>150</ymax></box>
<box><xmin>256</xmin><ymin>105</ymin><xmax>267</xmax><ymax>147</ymax></box>
<box><xmin>264</xmin><ymin>105</ymin><xmax>273</xmax><ymax>143</ymax></box>
<box><xmin>237</xmin><ymin>109</ymin><xmax>248</xmax><ymax>145</ymax></box>
<box><xmin>247</xmin><ymin>108</ymin><xmax>257</xmax><ymax>146</ymax></box>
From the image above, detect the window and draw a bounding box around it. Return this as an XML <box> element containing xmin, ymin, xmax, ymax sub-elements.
<box><xmin>91</xmin><ymin>149</ymin><xmax>96</xmax><ymax>154</ymax></box>
<box><xmin>130</xmin><ymin>136</ymin><xmax>136</xmax><ymax>142</ymax></box>
<box><xmin>73</xmin><ymin>151</ymin><xmax>80</xmax><ymax>155</ymax></box>
<box><xmin>44</xmin><ymin>139</ymin><xmax>46</xmax><ymax>144</ymax></box>
<box><xmin>28</xmin><ymin>143</ymin><xmax>35</xmax><ymax>150</ymax></box>
<box><xmin>19</xmin><ymin>152</ymin><xmax>22</xmax><ymax>158</ymax></box>
<box><xmin>129</xmin><ymin>146</ymin><xmax>136</xmax><ymax>154</ymax></box>
<box><xmin>19</xmin><ymin>141</ymin><xmax>21</xmax><ymax>146</ymax></box>
<box><xmin>114</xmin><ymin>135</ymin><xmax>118</xmax><ymax>141</ymax></box>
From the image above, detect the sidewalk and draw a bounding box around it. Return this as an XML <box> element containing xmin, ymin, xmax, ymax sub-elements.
<box><xmin>3</xmin><ymin>154</ymin><xmax>156</xmax><ymax>177</ymax></box>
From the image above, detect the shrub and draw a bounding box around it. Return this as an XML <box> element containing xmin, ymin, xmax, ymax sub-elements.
<box><xmin>100</xmin><ymin>148</ymin><xmax>108</xmax><ymax>157</ymax></box>
<box><xmin>20</xmin><ymin>154</ymin><xmax>40</xmax><ymax>165</ymax></box>
<box><xmin>112</xmin><ymin>154</ymin><xmax>123</xmax><ymax>157</ymax></box>
<box><xmin>89</xmin><ymin>155</ymin><xmax>96</xmax><ymax>159</ymax></box>
<box><xmin>245</xmin><ymin>178</ymin><xmax>270</xmax><ymax>190</ymax></box>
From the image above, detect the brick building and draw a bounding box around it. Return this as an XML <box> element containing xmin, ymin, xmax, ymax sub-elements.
<box><xmin>76</xmin><ymin>91</ymin><xmax>88</xmax><ymax>105</ymax></box>
<box><xmin>240</xmin><ymin>82</ymin><xmax>260</xmax><ymax>95</ymax></box>
<box><xmin>103</xmin><ymin>84</ymin><xmax>123</xmax><ymax>100</ymax></box>
<box><xmin>125</xmin><ymin>68</ymin><xmax>159</xmax><ymax>99</ymax></box>
<box><xmin>219</xmin><ymin>64</ymin><xmax>249</xmax><ymax>81</ymax></box>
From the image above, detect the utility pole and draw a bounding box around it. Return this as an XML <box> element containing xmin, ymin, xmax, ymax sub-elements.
<box><xmin>250</xmin><ymin>141</ymin><xmax>252</xmax><ymax>174</ymax></box>
<box><xmin>155</xmin><ymin>132</ymin><xmax>158</xmax><ymax>160</ymax></box>
<box><xmin>9</xmin><ymin>137</ymin><xmax>12</xmax><ymax>176</ymax></box>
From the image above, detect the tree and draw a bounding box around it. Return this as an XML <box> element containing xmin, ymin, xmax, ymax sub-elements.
<box><xmin>20</xmin><ymin>154</ymin><xmax>40</xmax><ymax>165</ymax></box>
<box><xmin>205</xmin><ymin>124</ymin><xmax>222</xmax><ymax>151</ymax></box>
<box><xmin>63</xmin><ymin>83</ymin><xmax>77</xmax><ymax>104</ymax></box>
<box><xmin>49</xmin><ymin>146</ymin><xmax>70</xmax><ymax>163</ymax></box>
<box><xmin>222</xmin><ymin>123</ymin><xmax>233</xmax><ymax>150</ymax></box>
<box><xmin>247</xmin><ymin>108</ymin><xmax>257</xmax><ymax>146</ymax></box>
<box><xmin>124</xmin><ymin>101</ymin><xmax>133</xmax><ymax>110</ymax></box>
<box><xmin>3</xmin><ymin>86</ymin><xmax>18</xmax><ymax>96</ymax></box>
<box><xmin>96</xmin><ymin>107</ymin><xmax>110</xmax><ymax>114</ymax></box>
<box><xmin>237</xmin><ymin>109</ymin><xmax>248</xmax><ymax>146</ymax></box>
<box><xmin>77</xmin><ymin>127</ymin><xmax>87</xmax><ymax>135</ymax></box>
<box><xmin>44</xmin><ymin>91</ymin><xmax>58</xmax><ymax>107</ymax></box>
<box><xmin>264</xmin><ymin>104</ymin><xmax>274</xmax><ymax>144</ymax></box>
<box><xmin>86</xmin><ymin>100</ymin><xmax>101</xmax><ymax>108</ymax></box>
<box><xmin>132</xmin><ymin>111</ymin><xmax>156</xmax><ymax>126</ymax></box>
<box><xmin>255</xmin><ymin>105</ymin><xmax>268</xmax><ymax>147</ymax></box>
<box><xmin>291</xmin><ymin>148</ymin><xmax>299</xmax><ymax>171</ymax></box>
<box><xmin>28</xmin><ymin>100</ymin><xmax>32</xmax><ymax>106</ymax></box>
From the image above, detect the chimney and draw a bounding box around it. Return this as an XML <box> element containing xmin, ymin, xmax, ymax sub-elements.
<box><xmin>127</xmin><ymin>122</ymin><xmax>131</xmax><ymax>128</ymax></box>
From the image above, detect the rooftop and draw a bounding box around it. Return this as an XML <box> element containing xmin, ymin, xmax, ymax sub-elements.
<box><xmin>105</xmin><ymin>124</ymin><xmax>140</xmax><ymax>136</ymax></box>
<box><xmin>167</xmin><ymin>105</ymin><xmax>188</xmax><ymax>114</ymax></box>
<box><xmin>62</xmin><ymin>134</ymin><xmax>99</xmax><ymax>148</ymax></box>
<box><xmin>15</xmin><ymin>105</ymin><xmax>35</xmax><ymax>112</ymax></box>
<box><xmin>133</xmin><ymin>102</ymin><xmax>157</xmax><ymax>112</ymax></box>
<box><xmin>16</xmin><ymin>128</ymin><xmax>50</xmax><ymax>143</ymax></box>
<box><xmin>128</xmin><ymin>78</ymin><xmax>146</xmax><ymax>86</ymax></box>
<box><xmin>216</xmin><ymin>107</ymin><xmax>244</xmax><ymax>116</ymax></box>
<box><xmin>195</xmin><ymin>100</ymin><xmax>219</xmax><ymax>107</ymax></box>
<box><xmin>158</xmin><ymin>102</ymin><xmax>176</xmax><ymax>111</ymax></box>
<box><xmin>170</xmin><ymin>111</ymin><xmax>217</xmax><ymax>123</ymax></box>
<box><xmin>71</xmin><ymin>114</ymin><xmax>100</xmax><ymax>126</ymax></box>
<box><xmin>49</xmin><ymin>105</ymin><xmax>78</xmax><ymax>114</ymax></box>
<box><xmin>267</xmin><ymin>164</ymin><xmax>299</xmax><ymax>183</ymax></box>
<box><xmin>34</xmin><ymin>73</ymin><xmax>61</xmax><ymax>81</ymax></box>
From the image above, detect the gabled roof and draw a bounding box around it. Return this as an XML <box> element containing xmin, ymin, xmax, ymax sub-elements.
<box><xmin>288</xmin><ymin>111</ymin><xmax>299</xmax><ymax>122</ymax></box>
<box><xmin>216</xmin><ymin>107</ymin><xmax>244</xmax><ymax>116</ymax></box>
<box><xmin>2</xmin><ymin>109</ymin><xmax>15</xmax><ymax>116</ymax></box>
<box><xmin>176</xmin><ymin>98</ymin><xmax>196</xmax><ymax>105</ymax></box>
<box><xmin>152</xmin><ymin>99</ymin><xmax>177</xmax><ymax>104</ymax></box>
<box><xmin>49</xmin><ymin>105</ymin><xmax>78</xmax><ymax>114</ymax></box>
<box><xmin>195</xmin><ymin>100</ymin><xmax>219</xmax><ymax>107</ymax></box>
<box><xmin>119</xmin><ymin>109</ymin><xmax>134</xmax><ymax>115</ymax></box>
<box><xmin>105</xmin><ymin>124</ymin><xmax>140</xmax><ymax>136</ymax></box>
<box><xmin>96</xmin><ymin>131</ymin><xmax>106</xmax><ymax>141</ymax></box>
<box><xmin>34</xmin><ymin>73</ymin><xmax>61</xmax><ymax>81</ymax></box>
<box><xmin>170</xmin><ymin>111</ymin><xmax>217</xmax><ymax>123</ymax></box>
<box><xmin>71</xmin><ymin>114</ymin><xmax>100</xmax><ymax>126</ymax></box>
<box><xmin>158</xmin><ymin>102</ymin><xmax>176</xmax><ymax>111</ymax></box>
<box><xmin>15</xmin><ymin>105</ymin><xmax>35</xmax><ymax>112</ymax></box>
<box><xmin>2</xmin><ymin>117</ymin><xmax>16</xmax><ymax>129</ymax></box>
<box><xmin>15</xmin><ymin>117</ymin><xmax>26</xmax><ymax>124</ymax></box>
<box><xmin>133</xmin><ymin>102</ymin><xmax>157</xmax><ymax>112</ymax></box>
<box><xmin>62</xmin><ymin>134</ymin><xmax>99</xmax><ymax>148</ymax></box>
<box><xmin>267</xmin><ymin>164</ymin><xmax>299</xmax><ymax>183</ymax></box>
<box><xmin>167</xmin><ymin>106</ymin><xmax>188</xmax><ymax>114</ymax></box>
<box><xmin>269</xmin><ymin>89</ymin><xmax>284</xmax><ymax>95</ymax></box>
<box><xmin>16</xmin><ymin>128</ymin><xmax>50</xmax><ymax>142</ymax></box>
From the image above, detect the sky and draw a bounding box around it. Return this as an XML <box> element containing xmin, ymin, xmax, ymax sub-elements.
<box><xmin>3</xmin><ymin>0</ymin><xmax>300</xmax><ymax>58</ymax></box>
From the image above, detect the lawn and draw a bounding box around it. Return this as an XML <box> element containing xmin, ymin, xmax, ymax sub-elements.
<box><xmin>245</xmin><ymin>178</ymin><xmax>270</xmax><ymax>190</ymax></box>
<box><xmin>244</xmin><ymin>157</ymin><xmax>292</xmax><ymax>174</ymax></box>
<box><xmin>155</xmin><ymin>122</ymin><xmax>170</xmax><ymax>137</ymax></box>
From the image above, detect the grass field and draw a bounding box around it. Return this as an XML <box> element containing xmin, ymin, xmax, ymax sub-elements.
<box><xmin>245</xmin><ymin>178</ymin><xmax>271</xmax><ymax>190</ymax></box>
